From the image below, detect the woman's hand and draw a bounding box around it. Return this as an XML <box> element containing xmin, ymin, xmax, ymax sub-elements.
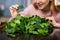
<box><xmin>9</xmin><ymin>4</ymin><xmax>19</xmax><ymax>18</ymax></box>
<box><xmin>46</xmin><ymin>16</ymin><xmax>57</xmax><ymax>27</ymax></box>
<box><xmin>46</xmin><ymin>16</ymin><xmax>60</xmax><ymax>27</ymax></box>
<box><xmin>9</xmin><ymin>4</ymin><xmax>19</xmax><ymax>22</ymax></box>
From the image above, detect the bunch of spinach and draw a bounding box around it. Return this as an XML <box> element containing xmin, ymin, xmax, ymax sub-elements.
<box><xmin>3</xmin><ymin>5</ymin><xmax>52</xmax><ymax>37</ymax></box>
<box><xmin>3</xmin><ymin>14</ymin><xmax>52</xmax><ymax>37</ymax></box>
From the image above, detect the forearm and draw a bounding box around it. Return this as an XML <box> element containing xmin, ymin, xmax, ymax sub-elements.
<box><xmin>54</xmin><ymin>23</ymin><xmax>60</xmax><ymax>27</ymax></box>
<box><xmin>8</xmin><ymin>14</ymin><xmax>18</xmax><ymax>22</ymax></box>
<box><xmin>8</xmin><ymin>17</ymin><xmax>15</xmax><ymax>22</ymax></box>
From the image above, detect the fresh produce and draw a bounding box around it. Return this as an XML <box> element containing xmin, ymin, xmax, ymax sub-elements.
<box><xmin>17</xmin><ymin>5</ymin><xmax>23</xmax><ymax>10</ymax></box>
<box><xmin>3</xmin><ymin>14</ymin><xmax>52</xmax><ymax>37</ymax></box>
<box><xmin>3</xmin><ymin>5</ymin><xmax>52</xmax><ymax>37</ymax></box>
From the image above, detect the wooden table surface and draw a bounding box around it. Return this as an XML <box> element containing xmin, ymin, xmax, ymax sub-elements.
<box><xmin>0</xmin><ymin>17</ymin><xmax>9</xmax><ymax>22</ymax></box>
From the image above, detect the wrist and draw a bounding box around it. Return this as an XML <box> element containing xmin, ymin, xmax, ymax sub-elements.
<box><xmin>54</xmin><ymin>22</ymin><xmax>60</xmax><ymax>27</ymax></box>
<box><xmin>8</xmin><ymin>16</ymin><xmax>15</xmax><ymax>22</ymax></box>
<box><xmin>53</xmin><ymin>22</ymin><xmax>57</xmax><ymax>27</ymax></box>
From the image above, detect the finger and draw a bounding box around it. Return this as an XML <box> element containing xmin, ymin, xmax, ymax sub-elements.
<box><xmin>46</xmin><ymin>17</ymin><xmax>51</xmax><ymax>20</ymax></box>
<box><xmin>10</xmin><ymin>5</ymin><xmax>18</xmax><ymax>9</ymax></box>
<box><xmin>15</xmin><ymin>4</ymin><xmax>19</xmax><ymax>7</ymax></box>
<box><xmin>13</xmin><ymin>4</ymin><xmax>19</xmax><ymax>9</ymax></box>
<box><xmin>49</xmin><ymin>22</ymin><xmax>53</xmax><ymax>25</ymax></box>
<box><xmin>48</xmin><ymin>19</ymin><xmax>52</xmax><ymax>22</ymax></box>
<box><xmin>11</xmin><ymin>5</ymin><xmax>17</xmax><ymax>9</ymax></box>
<box><xmin>46</xmin><ymin>18</ymin><xmax>53</xmax><ymax>22</ymax></box>
<box><xmin>9</xmin><ymin>8</ymin><xmax>17</xmax><ymax>16</ymax></box>
<box><xmin>48</xmin><ymin>21</ymin><xmax>53</xmax><ymax>24</ymax></box>
<box><xmin>46</xmin><ymin>17</ymin><xmax>54</xmax><ymax>20</ymax></box>
<box><xmin>10</xmin><ymin>7</ymin><xmax>16</xmax><ymax>12</ymax></box>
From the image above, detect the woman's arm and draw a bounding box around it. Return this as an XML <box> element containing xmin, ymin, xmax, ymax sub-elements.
<box><xmin>9</xmin><ymin>4</ymin><xmax>19</xmax><ymax>21</ymax></box>
<box><xmin>54</xmin><ymin>23</ymin><xmax>60</xmax><ymax>27</ymax></box>
<box><xmin>9</xmin><ymin>4</ymin><xmax>31</xmax><ymax>21</ymax></box>
<box><xmin>46</xmin><ymin>16</ymin><xmax>60</xmax><ymax>27</ymax></box>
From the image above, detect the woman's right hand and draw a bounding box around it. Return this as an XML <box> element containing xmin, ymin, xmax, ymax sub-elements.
<box><xmin>9</xmin><ymin>4</ymin><xmax>19</xmax><ymax>18</ymax></box>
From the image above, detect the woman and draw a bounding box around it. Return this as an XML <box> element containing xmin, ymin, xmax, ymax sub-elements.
<box><xmin>9</xmin><ymin>0</ymin><xmax>59</xmax><ymax>27</ymax></box>
<box><xmin>9</xmin><ymin>0</ymin><xmax>60</xmax><ymax>40</ymax></box>
<box><xmin>9</xmin><ymin>0</ymin><xmax>50</xmax><ymax>21</ymax></box>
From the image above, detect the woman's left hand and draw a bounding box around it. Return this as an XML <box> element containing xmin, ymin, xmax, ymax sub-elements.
<box><xmin>46</xmin><ymin>16</ymin><xmax>57</xmax><ymax>26</ymax></box>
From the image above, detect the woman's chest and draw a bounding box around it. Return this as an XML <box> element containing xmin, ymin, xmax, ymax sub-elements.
<box><xmin>29</xmin><ymin>10</ymin><xmax>45</xmax><ymax>18</ymax></box>
<box><xmin>29</xmin><ymin>9</ymin><xmax>60</xmax><ymax>23</ymax></box>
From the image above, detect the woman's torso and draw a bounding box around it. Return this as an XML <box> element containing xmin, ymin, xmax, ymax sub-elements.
<box><xmin>25</xmin><ymin>4</ymin><xmax>60</xmax><ymax>23</ymax></box>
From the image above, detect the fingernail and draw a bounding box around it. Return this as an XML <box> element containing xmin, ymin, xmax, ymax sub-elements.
<box><xmin>50</xmin><ymin>20</ymin><xmax>52</xmax><ymax>22</ymax></box>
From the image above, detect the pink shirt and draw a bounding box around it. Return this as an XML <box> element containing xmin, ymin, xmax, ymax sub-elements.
<box><xmin>20</xmin><ymin>4</ymin><xmax>60</xmax><ymax>23</ymax></box>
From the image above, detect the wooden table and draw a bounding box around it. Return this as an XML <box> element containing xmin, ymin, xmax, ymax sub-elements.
<box><xmin>0</xmin><ymin>17</ymin><xmax>9</xmax><ymax>29</ymax></box>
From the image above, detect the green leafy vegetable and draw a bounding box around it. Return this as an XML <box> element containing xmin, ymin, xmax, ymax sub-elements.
<box><xmin>3</xmin><ymin>5</ymin><xmax>52</xmax><ymax>37</ymax></box>
<box><xmin>3</xmin><ymin>14</ymin><xmax>52</xmax><ymax>37</ymax></box>
<box><xmin>17</xmin><ymin>5</ymin><xmax>23</xmax><ymax>10</ymax></box>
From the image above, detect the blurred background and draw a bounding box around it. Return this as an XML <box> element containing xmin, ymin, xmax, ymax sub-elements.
<box><xmin>0</xmin><ymin>0</ymin><xmax>33</xmax><ymax>17</ymax></box>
